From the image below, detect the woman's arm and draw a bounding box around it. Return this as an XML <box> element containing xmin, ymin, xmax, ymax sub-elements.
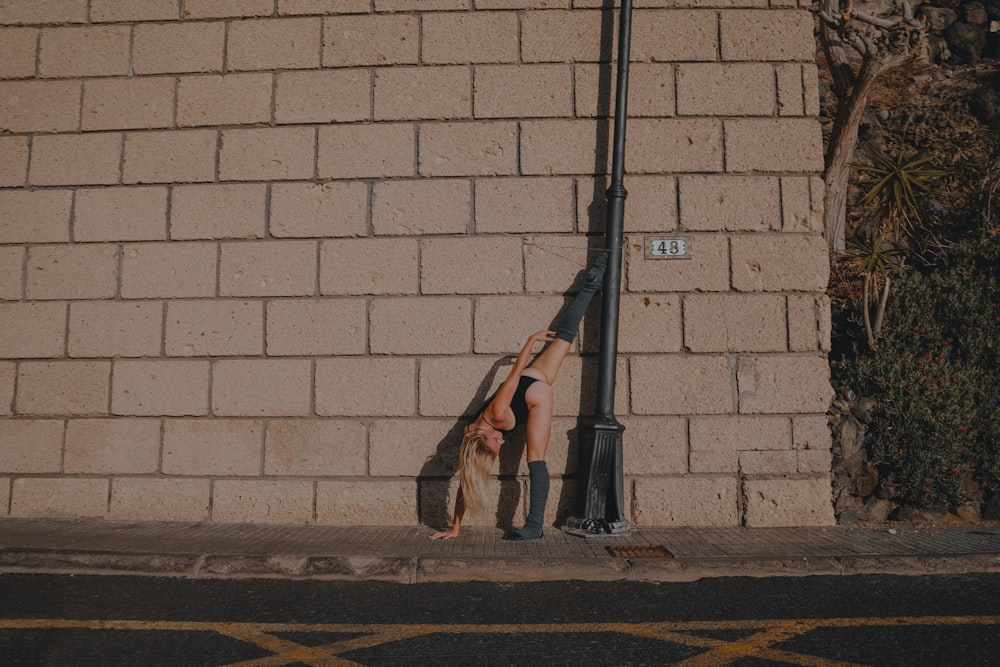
<box><xmin>483</xmin><ymin>330</ymin><xmax>555</xmax><ymax>422</ymax></box>
<box><xmin>430</xmin><ymin>487</ymin><xmax>465</xmax><ymax>539</ymax></box>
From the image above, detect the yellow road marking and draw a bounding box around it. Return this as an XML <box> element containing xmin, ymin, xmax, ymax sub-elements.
<box><xmin>5</xmin><ymin>616</ymin><xmax>999</xmax><ymax>632</ymax></box>
<box><xmin>216</xmin><ymin>625</ymin><xmax>434</xmax><ymax>667</ymax></box>
<box><xmin>2</xmin><ymin>616</ymin><xmax>997</xmax><ymax>667</ymax></box>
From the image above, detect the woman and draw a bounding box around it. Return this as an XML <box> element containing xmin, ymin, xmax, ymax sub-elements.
<box><xmin>431</xmin><ymin>255</ymin><xmax>606</xmax><ymax>540</ymax></box>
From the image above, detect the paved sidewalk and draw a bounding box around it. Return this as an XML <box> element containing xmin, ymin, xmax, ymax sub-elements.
<box><xmin>1</xmin><ymin>518</ymin><xmax>999</xmax><ymax>583</ymax></box>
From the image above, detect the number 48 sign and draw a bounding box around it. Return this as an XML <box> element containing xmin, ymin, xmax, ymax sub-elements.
<box><xmin>644</xmin><ymin>236</ymin><xmax>691</xmax><ymax>260</ymax></box>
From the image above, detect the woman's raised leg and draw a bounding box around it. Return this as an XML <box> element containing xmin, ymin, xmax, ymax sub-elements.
<box><xmin>554</xmin><ymin>253</ymin><xmax>606</xmax><ymax>344</ymax></box>
<box><xmin>527</xmin><ymin>254</ymin><xmax>607</xmax><ymax>384</ymax></box>
<box><xmin>526</xmin><ymin>337</ymin><xmax>572</xmax><ymax>385</ymax></box>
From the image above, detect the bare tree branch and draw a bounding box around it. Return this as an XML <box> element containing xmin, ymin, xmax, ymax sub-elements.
<box><xmin>818</xmin><ymin>0</ymin><xmax>928</xmax><ymax>252</ymax></box>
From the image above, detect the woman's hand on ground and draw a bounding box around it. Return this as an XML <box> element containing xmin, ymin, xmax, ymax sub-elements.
<box><xmin>430</xmin><ymin>528</ymin><xmax>459</xmax><ymax>540</ymax></box>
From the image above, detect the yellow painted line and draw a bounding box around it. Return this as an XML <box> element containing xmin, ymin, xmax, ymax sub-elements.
<box><xmin>2</xmin><ymin>616</ymin><xmax>999</xmax><ymax>633</ymax></box>
<box><xmin>608</xmin><ymin>622</ymin><xmax>725</xmax><ymax>649</ymax></box>
<box><xmin>3</xmin><ymin>616</ymin><xmax>999</xmax><ymax>633</ymax></box>
<box><xmin>668</xmin><ymin>621</ymin><xmax>845</xmax><ymax>667</ymax></box>
<box><xmin>216</xmin><ymin>625</ymin><xmax>434</xmax><ymax>667</ymax></box>
<box><xmin>2</xmin><ymin>616</ymin><xmax>998</xmax><ymax>667</ymax></box>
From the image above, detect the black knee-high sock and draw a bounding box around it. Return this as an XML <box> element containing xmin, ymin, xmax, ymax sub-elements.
<box><xmin>555</xmin><ymin>253</ymin><xmax>607</xmax><ymax>343</ymax></box>
<box><xmin>514</xmin><ymin>460</ymin><xmax>549</xmax><ymax>540</ymax></box>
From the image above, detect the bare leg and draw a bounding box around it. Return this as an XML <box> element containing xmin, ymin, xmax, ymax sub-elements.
<box><xmin>524</xmin><ymin>387</ymin><xmax>553</xmax><ymax>462</ymax></box>
<box><xmin>526</xmin><ymin>338</ymin><xmax>572</xmax><ymax>385</ymax></box>
<box><xmin>527</xmin><ymin>254</ymin><xmax>607</xmax><ymax>383</ymax></box>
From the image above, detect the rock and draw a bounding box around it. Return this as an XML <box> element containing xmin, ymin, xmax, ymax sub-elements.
<box><xmin>965</xmin><ymin>1</ymin><xmax>990</xmax><ymax>25</ymax></box>
<box><xmin>852</xmin><ymin>397</ymin><xmax>876</xmax><ymax>424</ymax></box>
<box><xmin>850</xmin><ymin>462</ymin><xmax>881</xmax><ymax>497</ymax></box>
<box><xmin>832</xmin><ymin>407</ymin><xmax>867</xmax><ymax>460</ymax></box>
<box><xmin>969</xmin><ymin>86</ymin><xmax>1000</xmax><ymax>132</ymax></box>
<box><xmin>891</xmin><ymin>503</ymin><xmax>917</xmax><ymax>521</ymax></box>
<box><xmin>919</xmin><ymin>5</ymin><xmax>959</xmax><ymax>32</ymax></box>
<box><xmin>837</xmin><ymin>510</ymin><xmax>861</xmax><ymax>525</ymax></box>
<box><xmin>954</xmin><ymin>502</ymin><xmax>982</xmax><ymax>522</ymax></box>
<box><xmin>834</xmin><ymin>471</ymin><xmax>851</xmax><ymax>492</ymax></box>
<box><xmin>892</xmin><ymin>504</ymin><xmax>961</xmax><ymax>525</ymax></box>
<box><xmin>836</xmin><ymin>489</ymin><xmax>864</xmax><ymax>513</ymax></box>
<box><xmin>927</xmin><ymin>34</ymin><xmax>953</xmax><ymax>63</ymax></box>
<box><xmin>861</xmin><ymin>497</ymin><xmax>896</xmax><ymax>522</ymax></box>
<box><xmin>947</xmin><ymin>21</ymin><xmax>988</xmax><ymax>62</ymax></box>
<box><xmin>895</xmin><ymin>505</ymin><xmax>960</xmax><ymax>526</ymax></box>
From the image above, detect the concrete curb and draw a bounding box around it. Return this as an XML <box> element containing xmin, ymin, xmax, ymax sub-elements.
<box><xmin>3</xmin><ymin>547</ymin><xmax>999</xmax><ymax>583</ymax></box>
<box><xmin>3</xmin><ymin>518</ymin><xmax>999</xmax><ymax>583</ymax></box>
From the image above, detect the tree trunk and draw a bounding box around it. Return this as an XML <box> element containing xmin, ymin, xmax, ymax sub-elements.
<box><xmin>823</xmin><ymin>56</ymin><xmax>883</xmax><ymax>253</ymax></box>
<box><xmin>819</xmin><ymin>0</ymin><xmax>854</xmax><ymax>98</ymax></box>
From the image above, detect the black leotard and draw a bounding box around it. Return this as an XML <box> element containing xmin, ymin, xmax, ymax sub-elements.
<box><xmin>477</xmin><ymin>375</ymin><xmax>538</xmax><ymax>434</ymax></box>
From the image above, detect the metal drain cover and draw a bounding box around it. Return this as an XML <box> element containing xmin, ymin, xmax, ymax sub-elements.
<box><xmin>606</xmin><ymin>545</ymin><xmax>673</xmax><ymax>558</ymax></box>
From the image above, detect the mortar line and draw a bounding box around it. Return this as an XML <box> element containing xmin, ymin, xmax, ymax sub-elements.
<box><xmin>800</xmin><ymin>64</ymin><xmax>808</xmax><ymax>118</ymax></box>
<box><xmin>259</xmin><ymin>419</ymin><xmax>267</xmax><ymax>478</ymax></box>
<box><xmin>32</xmin><ymin>24</ymin><xmax>41</xmax><ymax>77</ymax></box>
<box><xmin>160</xmin><ymin>301</ymin><xmax>167</xmax><ymax>358</ymax></box>
<box><xmin>66</xmin><ymin>188</ymin><xmax>78</xmax><ymax>248</ymax></box>
<box><xmin>171</xmin><ymin>76</ymin><xmax>179</xmax><ymax>128</ymax></box>
<box><xmin>269</xmin><ymin>72</ymin><xmax>277</xmax><ymax>127</ymax></box>
<box><xmin>157</xmin><ymin>417</ymin><xmax>166</xmax><ymax>480</ymax></box>
<box><xmin>18</xmin><ymin>244</ymin><xmax>30</xmax><ymax>302</ymax></box>
<box><xmin>263</xmin><ymin>183</ymin><xmax>272</xmax><ymax>240</ymax></box>
<box><xmin>772</xmin><ymin>64</ymin><xmax>780</xmax><ymax>117</ymax></box>
<box><xmin>76</xmin><ymin>80</ymin><xmax>85</xmax><ymax>133</ymax></box>
<box><xmin>115</xmin><ymin>244</ymin><xmax>124</xmax><ymax>300</ymax></box>
<box><xmin>117</xmin><ymin>131</ymin><xmax>127</xmax><ymax>186</ymax></box>
<box><xmin>313</xmin><ymin>126</ymin><xmax>321</xmax><ymax>183</ymax></box>
<box><xmin>222</xmin><ymin>20</ymin><xmax>230</xmax><ymax>74</ymax></box>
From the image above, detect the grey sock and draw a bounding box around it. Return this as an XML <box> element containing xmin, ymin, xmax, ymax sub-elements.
<box><xmin>555</xmin><ymin>254</ymin><xmax>607</xmax><ymax>343</ymax></box>
<box><xmin>513</xmin><ymin>460</ymin><xmax>549</xmax><ymax>540</ymax></box>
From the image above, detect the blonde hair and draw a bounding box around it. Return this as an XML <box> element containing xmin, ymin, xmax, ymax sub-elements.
<box><xmin>458</xmin><ymin>432</ymin><xmax>497</xmax><ymax>517</ymax></box>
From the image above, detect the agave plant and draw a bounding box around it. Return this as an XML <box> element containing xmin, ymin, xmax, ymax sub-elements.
<box><xmin>852</xmin><ymin>142</ymin><xmax>949</xmax><ymax>244</ymax></box>
<box><xmin>845</xmin><ymin>143</ymin><xmax>948</xmax><ymax>348</ymax></box>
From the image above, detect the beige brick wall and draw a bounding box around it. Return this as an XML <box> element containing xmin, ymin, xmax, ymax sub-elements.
<box><xmin>0</xmin><ymin>3</ymin><xmax>832</xmax><ymax>528</ymax></box>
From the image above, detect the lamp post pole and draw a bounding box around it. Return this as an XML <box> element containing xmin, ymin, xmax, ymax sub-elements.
<box><xmin>568</xmin><ymin>0</ymin><xmax>633</xmax><ymax>536</ymax></box>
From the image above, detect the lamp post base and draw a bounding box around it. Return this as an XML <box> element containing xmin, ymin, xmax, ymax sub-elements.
<box><xmin>565</xmin><ymin>418</ymin><xmax>630</xmax><ymax>537</ymax></box>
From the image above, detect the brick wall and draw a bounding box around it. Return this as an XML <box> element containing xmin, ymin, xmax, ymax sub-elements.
<box><xmin>0</xmin><ymin>0</ymin><xmax>834</xmax><ymax>528</ymax></box>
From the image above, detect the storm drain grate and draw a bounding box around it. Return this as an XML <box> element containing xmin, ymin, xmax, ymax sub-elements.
<box><xmin>606</xmin><ymin>545</ymin><xmax>674</xmax><ymax>558</ymax></box>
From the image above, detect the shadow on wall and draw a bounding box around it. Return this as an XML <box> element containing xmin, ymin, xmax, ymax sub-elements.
<box><xmin>417</xmin><ymin>260</ymin><xmax>607</xmax><ymax>532</ymax></box>
<box><xmin>418</xmin><ymin>0</ymin><xmax>618</xmax><ymax>533</ymax></box>
<box><xmin>416</xmin><ymin>357</ymin><xmax>510</xmax><ymax>531</ymax></box>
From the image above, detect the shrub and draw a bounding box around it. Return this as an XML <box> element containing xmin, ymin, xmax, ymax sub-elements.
<box><xmin>832</xmin><ymin>237</ymin><xmax>1000</xmax><ymax>508</ymax></box>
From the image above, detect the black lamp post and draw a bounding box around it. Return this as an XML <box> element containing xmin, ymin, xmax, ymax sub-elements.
<box><xmin>568</xmin><ymin>0</ymin><xmax>633</xmax><ymax>536</ymax></box>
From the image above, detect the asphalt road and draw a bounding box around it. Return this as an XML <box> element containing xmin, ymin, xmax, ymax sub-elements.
<box><xmin>2</xmin><ymin>572</ymin><xmax>999</xmax><ymax>666</ymax></box>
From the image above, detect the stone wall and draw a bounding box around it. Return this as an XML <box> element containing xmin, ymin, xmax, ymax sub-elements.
<box><xmin>0</xmin><ymin>0</ymin><xmax>834</xmax><ymax>528</ymax></box>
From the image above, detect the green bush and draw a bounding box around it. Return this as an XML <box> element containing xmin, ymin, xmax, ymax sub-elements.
<box><xmin>832</xmin><ymin>237</ymin><xmax>1000</xmax><ymax>508</ymax></box>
